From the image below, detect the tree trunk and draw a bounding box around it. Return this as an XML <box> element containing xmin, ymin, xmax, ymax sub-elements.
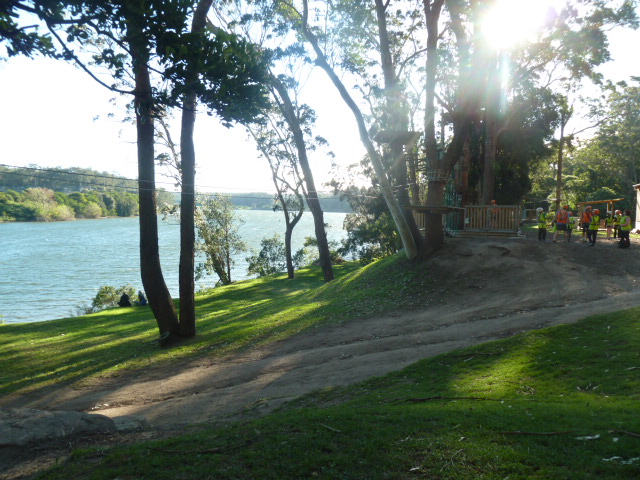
<box><xmin>284</xmin><ymin>223</ymin><xmax>295</xmax><ymax>279</ymax></box>
<box><xmin>270</xmin><ymin>76</ymin><xmax>334</xmax><ymax>281</ymax></box>
<box><xmin>176</xmin><ymin>0</ymin><xmax>214</xmax><ymax>337</ymax></box>
<box><xmin>424</xmin><ymin>119</ymin><xmax>471</xmax><ymax>251</ymax></box>
<box><xmin>555</xmin><ymin>113</ymin><xmax>568</xmax><ymax>211</ymax></box>
<box><xmin>481</xmin><ymin>114</ymin><xmax>498</xmax><ymax>205</ymax></box>
<box><xmin>422</xmin><ymin>0</ymin><xmax>445</xmax><ymax>250</ymax></box>
<box><xmin>481</xmin><ymin>51</ymin><xmax>500</xmax><ymax>205</ymax></box>
<box><xmin>179</xmin><ymin>100</ymin><xmax>197</xmax><ymax>336</ymax></box>
<box><xmin>298</xmin><ymin>3</ymin><xmax>418</xmax><ymax>260</ymax></box>
<box><xmin>422</xmin><ymin>2</ymin><xmax>484</xmax><ymax>250</ymax></box>
<box><xmin>126</xmin><ymin>7</ymin><xmax>179</xmax><ymax>340</ymax></box>
<box><xmin>274</xmin><ymin>188</ymin><xmax>303</xmax><ymax>279</ymax></box>
<box><xmin>423</xmin><ymin>0</ymin><xmax>443</xmax><ymax>168</ymax></box>
<box><xmin>375</xmin><ymin>0</ymin><xmax>425</xmax><ymax>256</ymax></box>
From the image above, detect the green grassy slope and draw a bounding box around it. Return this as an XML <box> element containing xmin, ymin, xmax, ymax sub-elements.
<box><xmin>1</xmin><ymin>254</ymin><xmax>639</xmax><ymax>479</ymax></box>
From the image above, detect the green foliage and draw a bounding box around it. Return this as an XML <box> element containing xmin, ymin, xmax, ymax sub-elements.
<box><xmin>0</xmin><ymin>3</ymin><xmax>57</xmax><ymax>58</ymax></box>
<box><xmin>195</xmin><ymin>194</ymin><xmax>246</xmax><ymax>285</ymax></box>
<box><xmin>341</xmin><ymin>209</ymin><xmax>401</xmax><ymax>264</ymax></box>
<box><xmin>246</xmin><ymin>235</ymin><xmax>343</xmax><ymax>279</ymax></box>
<box><xmin>0</xmin><ymin>201</ymin><xmax>37</xmax><ymax>221</ymax></box>
<box><xmin>329</xmin><ymin>165</ymin><xmax>401</xmax><ymax>264</ymax></box>
<box><xmin>114</xmin><ymin>193</ymin><xmax>139</xmax><ymax>217</ymax></box>
<box><xmin>492</xmin><ymin>89</ymin><xmax>560</xmax><ymax>204</ymax></box>
<box><xmin>86</xmin><ymin>285</ymin><xmax>137</xmax><ymax>314</ymax></box>
<box><xmin>162</xmin><ymin>27</ymin><xmax>271</xmax><ymax>126</ymax></box>
<box><xmin>0</xmin><ymin>167</ymin><xmax>141</xmax><ymax>221</ymax></box>
<box><xmin>294</xmin><ymin>236</ymin><xmax>344</xmax><ymax>268</ymax></box>
<box><xmin>246</xmin><ymin>234</ymin><xmax>288</xmax><ymax>277</ymax></box>
<box><xmin>0</xmin><ymin>186</ymin><xmax>139</xmax><ymax>221</ymax></box>
<box><xmin>533</xmin><ymin>80</ymin><xmax>640</xmax><ymax>211</ymax></box>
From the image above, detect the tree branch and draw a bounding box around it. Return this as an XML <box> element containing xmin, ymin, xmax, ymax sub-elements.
<box><xmin>45</xmin><ymin>24</ymin><xmax>134</xmax><ymax>96</ymax></box>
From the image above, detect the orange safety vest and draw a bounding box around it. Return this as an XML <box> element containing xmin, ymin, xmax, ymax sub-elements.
<box><xmin>556</xmin><ymin>210</ymin><xmax>569</xmax><ymax>224</ymax></box>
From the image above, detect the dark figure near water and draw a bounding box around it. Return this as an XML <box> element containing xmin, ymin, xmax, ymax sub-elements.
<box><xmin>137</xmin><ymin>291</ymin><xmax>147</xmax><ymax>306</ymax></box>
<box><xmin>118</xmin><ymin>292</ymin><xmax>132</xmax><ymax>307</ymax></box>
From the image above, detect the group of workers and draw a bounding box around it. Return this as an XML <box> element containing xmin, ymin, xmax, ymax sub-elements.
<box><xmin>536</xmin><ymin>205</ymin><xmax>632</xmax><ymax>248</ymax></box>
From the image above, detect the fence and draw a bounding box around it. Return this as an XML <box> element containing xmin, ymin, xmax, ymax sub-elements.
<box><xmin>409</xmin><ymin>204</ymin><xmax>521</xmax><ymax>236</ymax></box>
<box><xmin>463</xmin><ymin>205</ymin><xmax>521</xmax><ymax>233</ymax></box>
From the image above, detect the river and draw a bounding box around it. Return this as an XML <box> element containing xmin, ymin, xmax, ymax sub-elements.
<box><xmin>0</xmin><ymin>210</ymin><xmax>347</xmax><ymax>324</ymax></box>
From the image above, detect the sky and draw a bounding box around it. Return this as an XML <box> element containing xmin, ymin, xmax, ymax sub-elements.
<box><xmin>0</xmin><ymin>4</ymin><xmax>638</xmax><ymax>194</ymax></box>
<box><xmin>0</xmin><ymin>56</ymin><xmax>363</xmax><ymax>195</ymax></box>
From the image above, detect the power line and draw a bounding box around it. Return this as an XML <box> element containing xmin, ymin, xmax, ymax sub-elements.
<box><xmin>0</xmin><ymin>164</ymin><xmax>388</xmax><ymax>201</ymax></box>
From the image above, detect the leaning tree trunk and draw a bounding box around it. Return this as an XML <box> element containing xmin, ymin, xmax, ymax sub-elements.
<box><xmin>297</xmin><ymin>5</ymin><xmax>418</xmax><ymax>260</ymax></box>
<box><xmin>375</xmin><ymin>0</ymin><xmax>425</xmax><ymax>256</ymax></box>
<box><xmin>270</xmin><ymin>76</ymin><xmax>335</xmax><ymax>281</ymax></box>
<box><xmin>126</xmin><ymin>10</ymin><xmax>180</xmax><ymax>341</ymax></box>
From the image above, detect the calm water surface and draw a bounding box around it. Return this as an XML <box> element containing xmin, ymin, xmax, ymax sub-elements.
<box><xmin>0</xmin><ymin>210</ymin><xmax>347</xmax><ymax>324</ymax></box>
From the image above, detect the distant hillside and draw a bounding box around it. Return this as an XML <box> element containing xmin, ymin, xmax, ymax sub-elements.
<box><xmin>226</xmin><ymin>192</ymin><xmax>351</xmax><ymax>213</ymax></box>
<box><xmin>0</xmin><ymin>165</ymin><xmax>137</xmax><ymax>193</ymax></box>
<box><xmin>0</xmin><ymin>166</ymin><xmax>351</xmax><ymax>213</ymax></box>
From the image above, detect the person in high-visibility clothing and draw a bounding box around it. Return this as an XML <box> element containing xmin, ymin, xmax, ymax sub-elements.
<box><xmin>618</xmin><ymin>210</ymin><xmax>632</xmax><ymax>248</ymax></box>
<box><xmin>536</xmin><ymin>207</ymin><xmax>547</xmax><ymax>241</ymax></box>
<box><xmin>580</xmin><ymin>206</ymin><xmax>593</xmax><ymax>242</ymax></box>
<box><xmin>587</xmin><ymin>208</ymin><xmax>601</xmax><ymax>246</ymax></box>
<box><xmin>553</xmin><ymin>205</ymin><xmax>569</xmax><ymax>243</ymax></box>
<box><xmin>605</xmin><ymin>211</ymin><xmax>614</xmax><ymax>239</ymax></box>
<box><xmin>613</xmin><ymin>209</ymin><xmax>622</xmax><ymax>238</ymax></box>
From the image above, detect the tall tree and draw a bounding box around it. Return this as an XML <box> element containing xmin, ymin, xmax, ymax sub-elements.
<box><xmin>279</xmin><ymin>0</ymin><xmax>420</xmax><ymax>260</ymax></box>
<box><xmin>167</xmin><ymin>0</ymin><xmax>269</xmax><ymax>336</ymax></box>
<box><xmin>194</xmin><ymin>193</ymin><xmax>247</xmax><ymax>285</ymax></box>
<box><xmin>248</xmin><ymin>109</ymin><xmax>306</xmax><ymax>280</ymax></box>
<box><xmin>269</xmin><ymin>75</ymin><xmax>335</xmax><ymax>281</ymax></box>
<box><xmin>208</xmin><ymin>3</ymin><xmax>337</xmax><ymax>280</ymax></box>
<box><xmin>3</xmin><ymin>0</ymin><xmax>269</xmax><ymax>344</ymax></box>
<box><xmin>176</xmin><ymin>0</ymin><xmax>212</xmax><ymax>337</ymax></box>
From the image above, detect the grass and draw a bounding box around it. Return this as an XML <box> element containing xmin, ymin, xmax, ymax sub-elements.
<box><xmin>0</xmin><ymin>255</ymin><xmax>438</xmax><ymax>396</ymax></box>
<box><xmin>2</xmin><ymin>255</ymin><xmax>639</xmax><ymax>479</ymax></box>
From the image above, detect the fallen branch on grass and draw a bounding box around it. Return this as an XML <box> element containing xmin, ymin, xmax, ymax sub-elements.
<box><xmin>609</xmin><ymin>429</ymin><xmax>640</xmax><ymax>439</ymax></box>
<box><xmin>499</xmin><ymin>430</ymin><xmax>577</xmax><ymax>436</ymax></box>
<box><xmin>148</xmin><ymin>441</ymin><xmax>253</xmax><ymax>455</ymax></box>
<box><xmin>320</xmin><ymin>423</ymin><xmax>343</xmax><ymax>433</ymax></box>
<box><xmin>402</xmin><ymin>396</ymin><xmax>506</xmax><ymax>403</ymax></box>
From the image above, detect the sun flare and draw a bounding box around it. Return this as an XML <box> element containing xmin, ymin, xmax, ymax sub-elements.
<box><xmin>481</xmin><ymin>0</ymin><xmax>564</xmax><ymax>49</ymax></box>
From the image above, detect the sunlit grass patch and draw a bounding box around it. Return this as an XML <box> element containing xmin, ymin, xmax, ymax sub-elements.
<box><xmin>0</xmin><ymin>258</ymin><xmax>420</xmax><ymax>395</ymax></box>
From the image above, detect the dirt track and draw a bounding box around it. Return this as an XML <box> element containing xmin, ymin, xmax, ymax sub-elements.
<box><xmin>3</xmin><ymin>233</ymin><xmax>639</xmax><ymax>431</ymax></box>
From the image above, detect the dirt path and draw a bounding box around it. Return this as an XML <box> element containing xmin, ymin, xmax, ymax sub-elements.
<box><xmin>4</xmin><ymin>234</ymin><xmax>639</xmax><ymax>432</ymax></box>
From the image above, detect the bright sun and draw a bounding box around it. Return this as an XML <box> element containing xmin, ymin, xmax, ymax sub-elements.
<box><xmin>481</xmin><ymin>0</ymin><xmax>564</xmax><ymax>49</ymax></box>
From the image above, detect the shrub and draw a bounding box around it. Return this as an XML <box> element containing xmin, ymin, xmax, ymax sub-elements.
<box><xmin>75</xmin><ymin>285</ymin><xmax>138</xmax><ymax>315</ymax></box>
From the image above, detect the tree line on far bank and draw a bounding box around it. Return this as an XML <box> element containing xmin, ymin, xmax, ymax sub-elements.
<box><xmin>0</xmin><ymin>187</ymin><xmax>144</xmax><ymax>221</ymax></box>
<box><xmin>0</xmin><ymin>165</ymin><xmax>351</xmax><ymax>222</ymax></box>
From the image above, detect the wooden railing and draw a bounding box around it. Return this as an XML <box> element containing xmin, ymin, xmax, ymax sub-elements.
<box><xmin>463</xmin><ymin>205</ymin><xmax>521</xmax><ymax>232</ymax></box>
<box><xmin>408</xmin><ymin>204</ymin><xmax>521</xmax><ymax>236</ymax></box>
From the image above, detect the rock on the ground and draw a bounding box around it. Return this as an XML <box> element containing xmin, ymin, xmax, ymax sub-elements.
<box><xmin>0</xmin><ymin>408</ymin><xmax>148</xmax><ymax>446</ymax></box>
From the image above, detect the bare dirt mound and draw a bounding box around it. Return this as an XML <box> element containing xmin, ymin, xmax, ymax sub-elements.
<box><xmin>2</xmin><ymin>233</ymin><xmax>640</xmax><ymax>478</ymax></box>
